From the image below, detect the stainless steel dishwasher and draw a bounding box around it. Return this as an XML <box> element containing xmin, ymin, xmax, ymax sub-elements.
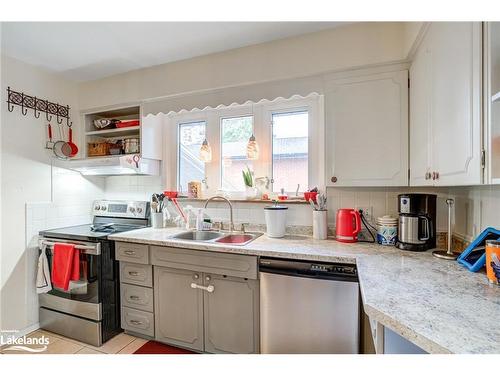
<box><xmin>259</xmin><ymin>257</ymin><xmax>360</xmax><ymax>354</ymax></box>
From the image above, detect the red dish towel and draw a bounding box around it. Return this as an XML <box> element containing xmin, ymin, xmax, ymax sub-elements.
<box><xmin>51</xmin><ymin>243</ymin><xmax>80</xmax><ymax>291</ymax></box>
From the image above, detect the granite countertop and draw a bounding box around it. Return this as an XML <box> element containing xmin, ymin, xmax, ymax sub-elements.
<box><xmin>109</xmin><ymin>227</ymin><xmax>500</xmax><ymax>354</ymax></box>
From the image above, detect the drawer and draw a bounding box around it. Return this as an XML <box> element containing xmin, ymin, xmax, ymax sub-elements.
<box><xmin>150</xmin><ymin>246</ymin><xmax>257</xmax><ymax>279</ymax></box>
<box><xmin>120</xmin><ymin>262</ymin><xmax>153</xmax><ymax>287</ymax></box>
<box><xmin>121</xmin><ymin>283</ymin><xmax>154</xmax><ymax>313</ymax></box>
<box><xmin>116</xmin><ymin>242</ymin><xmax>149</xmax><ymax>264</ymax></box>
<box><xmin>121</xmin><ymin>307</ymin><xmax>154</xmax><ymax>337</ymax></box>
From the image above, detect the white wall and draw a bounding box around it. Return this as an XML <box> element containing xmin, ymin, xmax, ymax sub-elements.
<box><xmin>78</xmin><ymin>22</ymin><xmax>406</xmax><ymax>110</ymax></box>
<box><xmin>402</xmin><ymin>22</ymin><xmax>425</xmax><ymax>58</ymax></box>
<box><xmin>0</xmin><ymin>54</ymin><xmax>105</xmax><ymax>336</ymax></box>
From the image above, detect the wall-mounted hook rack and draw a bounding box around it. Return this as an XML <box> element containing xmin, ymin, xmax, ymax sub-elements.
<box><xmin>6</xmin><ymin>87</ymin><xmax>71</xmax><ymax>124</ymax></box>
<box><xmin>33</xmin><ymin>97</ymin><xmax>41</xmax><ymax>118</ymax></box>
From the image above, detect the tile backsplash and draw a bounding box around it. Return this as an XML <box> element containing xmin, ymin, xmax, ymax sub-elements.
<box><xmin>98</xmin><ymin>175</ymin><xmax>500</xmax><ymax>241</ymax></box>
<box><xmin>102</xmin><ymin>176</ymin><xmax>452</xmax><ymax>230</ymax></box>
<box><xmin>26</xmin><ymin>167</ymin><xmax>105</xmax><ymax>246</ymax></box>
<box><xmin>104</xmin><ymin>175</ymin><xmax>162</xmax><ymax>201</ymax></box>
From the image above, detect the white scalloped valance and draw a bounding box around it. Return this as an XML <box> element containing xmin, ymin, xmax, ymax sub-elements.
<box><xmin>142</xmin><ymin>74</ymin><xmax>324</xmax><ymax>116</ymax></box>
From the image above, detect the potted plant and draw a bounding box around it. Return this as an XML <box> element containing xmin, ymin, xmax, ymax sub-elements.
<box><xmin>242</xmin><ymin>166</ymin><xmax>259</xmax><ymax>199</ymax></box>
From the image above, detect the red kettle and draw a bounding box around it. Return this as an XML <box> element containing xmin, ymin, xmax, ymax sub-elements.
<box><xmin>336</xmin><ymin>208</ymin><xmax>362</xmax><ymax>243</ymax></box>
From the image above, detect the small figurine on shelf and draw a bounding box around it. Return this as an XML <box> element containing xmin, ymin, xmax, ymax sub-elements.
<box><xmin>187</xmin><ymin>181</ymin><xmax>202</xmax><ymax>199</ymax></box>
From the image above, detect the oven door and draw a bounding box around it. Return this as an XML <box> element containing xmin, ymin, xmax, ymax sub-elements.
<box><xmin>39</xmin><ymin>238</ymin><xmax>102</xmax><ymax>321</ymax></box>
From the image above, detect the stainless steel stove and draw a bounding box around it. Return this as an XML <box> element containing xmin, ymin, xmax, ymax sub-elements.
<box><xmin>38</xmin><ymin>200</ymin><xmax>150</xmax><ymax>347</ymax></box>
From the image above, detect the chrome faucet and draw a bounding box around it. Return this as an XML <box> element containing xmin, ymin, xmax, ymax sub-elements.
<box><xmin>204</xmin><ymin>196</ymin><xmax>234</xmax><ymax>232</ymax></box>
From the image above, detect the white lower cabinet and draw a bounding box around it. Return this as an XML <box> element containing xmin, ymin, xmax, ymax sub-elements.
<box><xmin>369</xmin><ymin>319</ymin><xmax>427</xmax><ymax>354</ymax></box>
<box><xmin>325</xmin><ymin>69</ymin><xmax>409</xmax><ymax>187</ymax></box>
<box><xmin>154</xmin><ymin>266</ymin><xmax>260</xmax><ymax>353</ymax></box>
<box><xmin>410</xmin><ymin>22</ymin><xmax>483</xmax><ymax>186</ymax></box>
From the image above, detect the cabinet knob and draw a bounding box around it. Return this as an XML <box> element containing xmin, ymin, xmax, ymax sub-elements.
<box><xmin>331</xmin><ymin>176</ymin><xmax>337</xmax><ymax>183</ymax></box>
<box><xmin>205</xmin><ymin>275</ymin><xmax>211</xmax><ymax>281</ymax></box>
<box><xmin>193</xmin><ymin>274</ymin><xmax>199</xmax><ymax>280</ymax></box>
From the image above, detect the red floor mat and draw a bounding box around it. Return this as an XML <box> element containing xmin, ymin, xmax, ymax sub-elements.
<box><xmin>133</xmin><ymin>341</ymin><xmax>197</xmax><ymax>354</ymax></box>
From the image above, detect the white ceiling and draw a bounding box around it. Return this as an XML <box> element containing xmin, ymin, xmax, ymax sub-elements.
<box><xmin>1</xmin><ymin>22</ymin><xmax>345</xmax><ymax>82</ymax></box>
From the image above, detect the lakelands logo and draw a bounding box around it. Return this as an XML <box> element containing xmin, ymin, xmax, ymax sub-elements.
<box><xmin>1</xmin><ymin>330</ymin><xmax>49</xmax><ymax>353</ymax></box>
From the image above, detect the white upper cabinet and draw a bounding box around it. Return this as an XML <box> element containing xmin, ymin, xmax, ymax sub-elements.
<box><xmin>409</xmin><ymin>44</ymin><xmax>433</xmax><ymax>186</ymax></box>
<box><xmin>410</xmin><ymin>22</ymin><xmax>483</xmax><ymax>186</ymax></box>
<box><xmin>484</xmin><ymin>22</ymin><xmax>500</xmax><ymax>184</ymax></box>
<box><xmin>325</xmin><ymin>69</ymin><xmax>409</xmax><ymax>187</ymax></box>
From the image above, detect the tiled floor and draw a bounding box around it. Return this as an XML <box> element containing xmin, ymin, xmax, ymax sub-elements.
<box><xmin>1</xmin><ymin>329</ymin><xmax>147</xmax><ymax>354</ymax></box>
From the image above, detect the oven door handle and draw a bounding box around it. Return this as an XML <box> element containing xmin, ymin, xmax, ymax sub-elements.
<box><xmin>39</xmin><ymin>240</ymin><xmax>101</xmax><ymax>255</ymax></box>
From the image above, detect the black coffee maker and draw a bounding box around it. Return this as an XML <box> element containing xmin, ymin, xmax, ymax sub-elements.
<box><xmin>396</xmin><ymin>194</ymin><xmax>437</xmax><ymax>251</ymax></box>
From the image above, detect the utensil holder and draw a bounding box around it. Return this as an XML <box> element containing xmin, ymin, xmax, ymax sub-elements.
<box><xmin>313</xmin><ymin>210</ymin><xmax>328</xmax><ymax>240</ymax></box>
<box><xmin>151</xmin><ymin>212</ymin><xmax>164</xmax><ymax>229</ymax></box>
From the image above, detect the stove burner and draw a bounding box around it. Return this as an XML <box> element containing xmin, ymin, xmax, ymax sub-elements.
<box><xmin>90</xmin><ymin>222</ymin><xmax>145</xmax><ymax>234</ymax></box>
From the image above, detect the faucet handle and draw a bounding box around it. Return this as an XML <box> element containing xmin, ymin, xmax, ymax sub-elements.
<box><xmin>212</xmin><ymin>221</ymin><xmax>223</xmax><ymax>231</ymax></box>
<box><xmin>239</xmin><ymin>223</ymin><xmax>250</xmax><ymax>233</ymax></box>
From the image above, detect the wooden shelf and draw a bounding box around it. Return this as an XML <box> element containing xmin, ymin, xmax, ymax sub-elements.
<box><xmin>86</xmin><ymin>126</ymin><xmax>140</xmax><ymax>137</ymax></box>
<box><xmin>492</xmin><ymin>91</ymin><xmax>500</xmax><ymax>103</ymax></box>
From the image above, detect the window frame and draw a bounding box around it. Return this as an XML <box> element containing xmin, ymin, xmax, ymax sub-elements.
<box><xmin>176</xmin><ymin>118</ymin><xmax>209</xmax><ymax>194</ymax></box>
<box><xmin>166</xmin><ymin>95</ymin><xmax>324</xmax><ymax>197</ymax></box>
<box><xmin>219</xmin><ymin>112</ymin><xmax>255</xmax><ymax>193</ymax></box>
<box><xmin>262</xmin><ymin>96</ymin><xmax>323</xmax><ymax>194</ymax></box>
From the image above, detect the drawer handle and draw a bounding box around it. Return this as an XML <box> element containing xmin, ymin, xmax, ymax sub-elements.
<box><xmin>129</xmin><ymin>319</ymin><xmax>143</xmax><ymax>325</ymax></box>
<box><xmin>129</xmin><ymin>295</ymin><xmax>140</xmax><ymax>300</ymax></box>
<box><xmin>124</xmin><ymin>250</ymin><xmax>136</xmax><ymax>255</ymax></box>
<box><xmin>128</xmin><ymin>271</ymin><xmax>140</xmax><ymax>276</ymax></box>
<box><xmin>190</xmin><ymin>282</ymin><xmax>214</xmax><ymax>293</ymax></box>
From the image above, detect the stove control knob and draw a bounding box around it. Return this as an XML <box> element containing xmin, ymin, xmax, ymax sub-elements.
<box><xmin>101</xmin><ymin>206</ymin><xmax>107</xmax><ymax>211</ymax></box>
<box><xmin>137</xmin><ymin>207</ymin><xmax>143</xmax><ymax>213</ymax></box>
<box><xmin>94</xmin><ymin>205</ymin><xmax>101</xmax><ymax>211</ymax></box>
<box><xmin>129</xmin><ymin>207</ymin><xmax>136</xmax><ymax>213</ymax></box>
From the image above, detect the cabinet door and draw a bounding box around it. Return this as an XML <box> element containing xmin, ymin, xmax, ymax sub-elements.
<box><xmin>325</xmin><ymin>70</ymin><xmax>409</xmax><ymax>187</ymax></box>
<box><xmin>203</xmin><ymin>274</ymin><xmax>259</xmax><ymax>354</ymax></box>
<box><xmin>154</xmin><ymin>267</ymin><xmax>204</xmax><ymax>351</ymax></box>
<box><xmin>409</xmin><ymin>37</ymin><xmax>434</xmax><ymax>186</ymax></box>
<box><xmin>430</xmin><ymin>22</ymin><xmax>482</xmax><ymax>185</ymax></box>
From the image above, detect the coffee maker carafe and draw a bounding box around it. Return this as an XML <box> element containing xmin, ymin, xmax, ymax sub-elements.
<box><xmin>396</xmin><ymin>194</ymin><xmax>436</xmax><ymax>251</ymax></box>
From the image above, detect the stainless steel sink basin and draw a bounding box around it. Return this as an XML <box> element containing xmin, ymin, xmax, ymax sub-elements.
<box><xmin>171</xmin><ymin>231</ymin><xmax>225</xmax><ymax>241</ymax></box>
<box><xmin>170</xmin><ymin>231</ymin><xmax>262</xmax><ymax>245</ymax></box>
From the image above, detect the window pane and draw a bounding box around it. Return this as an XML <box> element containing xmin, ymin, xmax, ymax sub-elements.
<box><xmin>272</xmin><ymin>111</ymin><xmax>308</xmax><ymax>192</ymax></box>
<box><xmin>178</xmin><ymin>121</ymin><xmax>206</xmax><ymax>193</ymax></box>
<box><xmin>221</xmin><ymin>116</ymin><xmax>253</xmax><ymax>191</ymax></box>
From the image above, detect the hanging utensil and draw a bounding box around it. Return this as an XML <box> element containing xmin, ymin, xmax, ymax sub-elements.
<box><xmin>67</xmin><ymin>126</ymin><xmax>78</xmax><ymax>157</ymax></box>
<box><xmin>46</xmin><ymin>123</ymin><xmax>71</xmax><ymax>159</ymax></box>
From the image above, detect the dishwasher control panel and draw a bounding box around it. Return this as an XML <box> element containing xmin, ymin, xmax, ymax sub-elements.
<box><xmin>259</xmin><ymin>257</ymin><xmax>358</xmax><ymax>280</ymax></box>
<box><xmin>310</xmin><ymin>263</ymin><xmax>357</xmax><ymax>276</ymax></box>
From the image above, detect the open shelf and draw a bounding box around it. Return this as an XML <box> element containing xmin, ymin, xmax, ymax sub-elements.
<box><xmin>492</xmin><ymin>91</ymin><xmax>500</xmax><ymax>103</ymax></box>
<box><xmin>86</xmin><ymin>126</ymin><xmax>140</xmax><ymax>137</ymax></box>
<box><xmin>83</xmin><ymin>105</ymin><xmax>141</xmax><ymax>158</ymax></box>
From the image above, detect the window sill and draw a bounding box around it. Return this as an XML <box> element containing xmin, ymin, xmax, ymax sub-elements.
<box><xmin>176</xmin><ymin>197</ymin><xmax>310</xmax><ymax>205</ymax></box>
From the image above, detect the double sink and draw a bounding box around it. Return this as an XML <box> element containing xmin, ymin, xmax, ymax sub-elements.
<box><xmin>171</xmin><ymin>230</ymin><xmax>262</xmax><ymax>246</ymax></box>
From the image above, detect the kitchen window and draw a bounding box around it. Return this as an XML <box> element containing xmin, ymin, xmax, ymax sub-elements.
<box><xmin>271</xmin><ymin>110</ymin><xmax>309</xmax><ymax>193</ymax></box>
<box><xmin>178</xmin><ymin>121</ymin><xmax>207</xmax><ymax>193</ymax></box>
<box><xmin>221</xmin><ymin>115</ymin><xmax>254</xmax><ymax>191</ymax></box>
<box><xmin>169</xmin><ymin>95</ymin><xmax>323</xmax><ymax>197</ymax></box>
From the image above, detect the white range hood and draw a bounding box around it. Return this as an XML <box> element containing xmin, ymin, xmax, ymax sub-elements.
<box><xmin>54</xmin><ymin>154</ymin><xmax>160</xmax><ymax>176</ymax></box>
